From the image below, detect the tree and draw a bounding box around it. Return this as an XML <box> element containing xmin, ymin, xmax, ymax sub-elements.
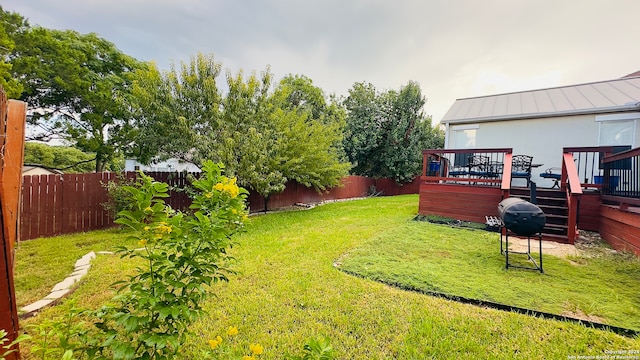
<box><xmin>131</xmin><ymin>55</ymin><xmax>350</xmax><ymax>210</ymax></box>
<box><xmin>0</xmin><ymin>7</ymin><xmax>27</xmax><ymax>98</ymax></box>
<box><xmin>343</xmin><ymin>81</ymin><xmax>443</xmax><ymax>183</ymax></box>
<box><xmin>271</xmin><ymin>75</ymin><xmax>350</xmax><ymax>191</ymax></box>
<box><xmin>7</xmin><ymin>18</ymin><xmax>144</xmax><ymax>172</ymax></box>
<box><xmin>342</xmin><ymin>82</ymin><xmax>383</xmax><ymax>177</ymax></box>
<box><xmin>129</xmin><ymin>53</ymin><xmax>223</xmax><ymax>165</ymax></box>
<box><xmin>23</xmin><ymin>142</ymin><xmax>96</xmax><ymax>173</ymax></box>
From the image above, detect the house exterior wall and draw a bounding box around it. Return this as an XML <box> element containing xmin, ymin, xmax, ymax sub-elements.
<box><xmin>124</xmin><ymin>158</ymin><xmax>201</xmax><ymax>173</ymax></box>
<box><xmin>445</xmin><ymin>113</ymin><xmax>640</xmax><ymax>187</ymax></box>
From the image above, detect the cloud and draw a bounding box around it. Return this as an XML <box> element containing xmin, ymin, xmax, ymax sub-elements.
<box><xmin>5</xmin><ymin>0</ymin><xmax>640</xmax><ymax>123</ymax></box>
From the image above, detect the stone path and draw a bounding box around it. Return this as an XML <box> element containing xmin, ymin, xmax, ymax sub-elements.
<box><xmin>20</xmin><ymin>251</ymin><xmax>112</xmax><ymax>317</ymax></box>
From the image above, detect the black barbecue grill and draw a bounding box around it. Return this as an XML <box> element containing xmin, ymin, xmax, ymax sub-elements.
<box><xmin>498</xmin><ymin>198</ymin><xmax>546</xmax><ymax>236</ymax></box>
<box><xmin>497</xmin><ymin>197</ymin><xmax>546</xmax><ymax>272</ymax></box>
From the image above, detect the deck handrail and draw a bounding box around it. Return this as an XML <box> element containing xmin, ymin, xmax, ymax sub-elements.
<box><xmin>501</xmin><ymin>153</ymin><xmax>512</xmax><ymax>191</ymax></box>
<box><xmin>601</xmin><ymin>147</ymin><xmax>640</xmax><ymax>163</ymax></box>
<box><xmin>562</xmin><ymin>152</ymin><xmax>583</xmax><ymax>244</ymax></box>
<box><xmin>421</xmin><ymin>148</ymin><xmax>513</xmax><ymax>188</ymax></box>
<box><xmin>562</xmin><ymin>152</ymin><xmax>583</xmax><ymax>195</ymax></box>
<box><xmin>600</xmin><ymin>146</ymin><xmax>640</xmax><ymax>208</ymax></box>
<box><xmin>563</xmin><ymin>146</ymin><xmax>616</xmax><ymax>153</ymax></box>
<box><xmin>422</xmin><ymin>148</ymin><xmax>513</xmax><ymax>155</ymax></box>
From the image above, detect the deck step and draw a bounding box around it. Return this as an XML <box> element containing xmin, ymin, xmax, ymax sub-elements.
<box><xmin>509</xmin><ymin>186</ymin><xmax>571</xmax><ymax>243</ymax></box>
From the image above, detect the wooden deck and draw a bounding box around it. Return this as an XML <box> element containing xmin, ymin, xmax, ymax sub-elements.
<box><xmin>420</xmin><ymin>147</ymin><xmax>640</xmax><ymax>251</ymax></box>
<box><xmin>419</xmin><ymin>183</ymin><xmax>503</xmax><ymax>224</ymax></box>
<box><xmin>600</xmin><ymin>205</ymin><xmax>640</xmax><ymax>256</ymax></box>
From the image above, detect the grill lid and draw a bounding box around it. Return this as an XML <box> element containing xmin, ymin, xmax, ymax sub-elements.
<box><xmin>497</xmin><ymin>197</ymin><xmax>546</xmax><ymax>236</ymax></box>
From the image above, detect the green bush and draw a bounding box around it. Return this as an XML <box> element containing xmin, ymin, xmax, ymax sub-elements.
<box><xmin>34</xmin><ymin>161</ymin><xmax>249</xmax><ymax>359</ymax></box>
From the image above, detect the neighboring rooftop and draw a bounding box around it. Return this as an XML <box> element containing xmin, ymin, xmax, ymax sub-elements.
<box><xmin>22</xmin><ymin>164</ymin><xmax>64</xmax><ymax>175</ymax></box>
<box><xmin>442</xmin><ymin>74</ymin><xmax>640</xmax><ymax>124</ymax></box>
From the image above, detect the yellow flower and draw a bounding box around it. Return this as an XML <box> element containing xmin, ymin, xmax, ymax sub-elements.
<box><xmin>205</xmin><ymin>192</ymin><xmax>212</xmax><ymax>198</ymax></box>
<box><xmin>249</xmin><ymin>343</ymin><xmax>264</xmax><ymax>355</ymax></box>
<box><xmin>208</xmin><ymin>335</ymin><xmax>223</xmax><ymax>349</ymax></box>
<box><xmin>227</xmin><ymin>326</ymin><xmax>238</xmax><ymax>336</ymax></box>
<box><xmin>214</xmin><ymin>183</ymin><xmax>224</xmax><ymax>191</ymax></box>
<box><xmin>143</xmin><ymin>226</ymin><xmax>150</xmax><ymax>231</ymax></box>
<box><xmin>242</xmin><ymin>356</ymin><xmax>255</xmax><ymax>360</ymax></box>
<box><xmin>138</xmin><ymin>239</ymin><xmax>147</xmax><ymax>246</ymax></box>
<box><xmin>144</xmin><ymin>206</ymin><xmax>152</xmax><ymax>213</ymax></box>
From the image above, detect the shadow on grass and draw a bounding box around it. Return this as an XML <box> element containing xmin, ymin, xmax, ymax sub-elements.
<box><xmin>335</xmin><ymin>219</ymin><xmax>640</xmax><ymax>336</ymax></box>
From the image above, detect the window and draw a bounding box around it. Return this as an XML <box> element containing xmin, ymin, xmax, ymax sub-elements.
<box><xmin>596</xmin><ymin>113</ymin><xmax>637</xmax><ymax>146</ymax></box>
<box><xmin>599</xmin><ymin>120</ymin><xmax>634</xmax><ymax>146</ymax></box>
<box><xmin>449</xmin><ymin>124</ymin><xmax>478</xmax><ymax>167</ymax></box>
<box><xmin>450</xmin><ymin>124</ymin><xmax>478</xmax><ymax>149</ymax></box>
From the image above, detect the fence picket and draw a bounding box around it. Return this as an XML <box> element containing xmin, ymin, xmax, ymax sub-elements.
<box><xmin>20</xmin><ymin>173</ymin><xmax>418</xmax><ymax>240</ymax></box>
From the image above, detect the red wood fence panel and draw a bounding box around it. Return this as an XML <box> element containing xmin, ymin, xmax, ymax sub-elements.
<box><xmin>20</xmin><ymin>173</ymin><xmax>117</xmax><ymax>240</ymax></box>
<box><xmin>20</xmin><ymin>172</ymin><xmax>419</xmax><ymax>240</ymax></box>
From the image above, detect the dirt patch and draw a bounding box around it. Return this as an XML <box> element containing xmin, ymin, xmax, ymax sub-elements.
<box><xmin>504</xmin><ymin>236</ymin><xmax>578</xmax><ymax>258</ymax></box>
<box><xmin>561</xmin><ymin>309</ymin><xmax>607</xmax><ymax>324</ymax></box>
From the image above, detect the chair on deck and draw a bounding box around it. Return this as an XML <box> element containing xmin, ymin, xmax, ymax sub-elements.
<box><xmin>511</xmin><ymin>155</ymin><xmax>533</xmax><ymax>187</ymax></box>
<box><xmin>447</xmin><ymin>153</ymin><xmax>471</xmax><ymax>177</ymax></box>
<box><xmin>468</xmin><ymin>155</ymin><xmax>493</xmax><ymax>177</ymax></box>
<box><xmin>540</xmin><ymin>167</ymin><xmax>561</xmax><ymax>189</ymax></box>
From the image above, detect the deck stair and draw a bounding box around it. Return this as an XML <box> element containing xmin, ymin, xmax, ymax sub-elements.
<box><xmin>509</xmin><ymin>187</ymin><xmax>569</xmax><ymax>243</ymax></box>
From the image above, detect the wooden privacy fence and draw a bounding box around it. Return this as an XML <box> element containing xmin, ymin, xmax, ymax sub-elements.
<box><xmin>21</xmin><ymin>173</ymin><xmax>118</xmax><ymax>240</ymax></box>
<box><xmin>20</xmin><ymin>172</ymin><xmax>420</xmax><ymax>240</ymax></box>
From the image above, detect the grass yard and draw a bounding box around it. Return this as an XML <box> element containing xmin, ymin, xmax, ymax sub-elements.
<box><xmin>337</xmin><ymin>219</ymin><xmax>640</xmax><ymax>331</ymax></box>
<box><xmin>14</xmin><ymin>195</ymin><xmax>640</xmax><ymax>359</ymax></box>
<box><xmin>13</xmin><ymin>228</ymin><xmax>139</xmax><ymax>308</ymax></box>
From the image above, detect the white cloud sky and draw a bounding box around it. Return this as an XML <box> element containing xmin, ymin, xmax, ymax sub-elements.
<box><xmin>4</xmin><ymin>0</ymin><xmax>640</xmax><ymax>123</ymax></box>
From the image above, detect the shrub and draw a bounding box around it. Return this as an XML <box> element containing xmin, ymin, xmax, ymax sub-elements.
<box><xmin>35</xmin><ymin>161</ymin><xmax>249</xmax><ymax>359</ymax></box>
<box><xmin>91</xmin><ymin>161</ymin><xmax>248</xmax><ymax>359</ymax></box>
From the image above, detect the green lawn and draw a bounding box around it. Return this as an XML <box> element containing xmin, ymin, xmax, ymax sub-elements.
<box><xmin>14</xmin><ymin>195</ymin><xmax>640</xmax><ymax>359</ymax></box>
<box><xmin>337</xmin><ymin>219</ymin><xmax>640</xmax><ymax>331</ymax></box>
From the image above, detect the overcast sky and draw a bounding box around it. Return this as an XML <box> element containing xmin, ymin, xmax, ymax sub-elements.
<box><xmin>5</xmin><ymin>0</ymin><xmax>640</xmax><ymax>123</ymax></box>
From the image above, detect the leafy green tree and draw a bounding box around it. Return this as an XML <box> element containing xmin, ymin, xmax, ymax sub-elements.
<box><xmin>271</xmin><ymin>76</ymin><xmax>350</xmax><ymax>191</ymax></box>
<box><xmin>343</xmin><ymin>81</ymin><xmax>443</xmax><ymax>183</ymax></box>
<box><xmin>217</xmin><ymin>68</ymin><xmax>286</xmax><ymax>209</ymax></box>
<box><xmin>23</xmin><ymin>142</ymin><xmax>96</xmax><ymax>173</ymax></box>
<box><xmin>132</xmin><ymin>55</ymin><xmax>350</xmax><ymax>210</ymax></box>
<box><xmin>0</xmin><ymin>7</ymin><xmax>27</xmax><ymax>98</ymax></box>
<box><xmin>7</xmin><ymin>19</ymin><xmax>144</xmax><ymax>172</ymax></box>
<box><xmin>342</xmin><ymin>82</ymin><xmax>383</xmax><ymax>177</ymax></box>
<box><xmin>129</xmin><ymin>53</ymin><xmax>223</xmax><ymax>165</ymax></box>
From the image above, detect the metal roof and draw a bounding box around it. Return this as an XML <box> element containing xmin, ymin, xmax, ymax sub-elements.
<box><xmin>442</xmin><ymin>76</ymin><xmax>640</xmax><ymax>124</ymax></box>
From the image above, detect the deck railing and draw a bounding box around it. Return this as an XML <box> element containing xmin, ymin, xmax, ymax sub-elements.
<box><xmin>562</xmin><ymin>151</ymin><xmax>583</xmax><ymax>244</ymax></box>
<box><xmin>601</xmin><ymin>147</ymin><xmax>640</xmax><ymax>208</ymax></box>
<box><xmin>422</xmin><ymin>148</ymin><xmax>513</xmax><ymax>188</ymax></box>
<box><xmin>562</xmin><ymin>146</ymin><xmax>616</xmax><ymax>190</ymax></box>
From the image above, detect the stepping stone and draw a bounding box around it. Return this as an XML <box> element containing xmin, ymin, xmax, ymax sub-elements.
<box><xmin>51</xmin><ymin>276</ymin><xmax>81</xmax><ymax>292</ymax></box>
<box><xmin>71</xmin><ymin>266</ymin><xmax>90</xmax><ymax>277</ymax></box>
<box><xmin>21</xmin><ymin>299</ymin><xmax>54</xmax><ymax>314</ymax></box>
<box><xmin>74</xmin><ymin>251</ymin><xmax>96</xmax><ymax>268</ymax></box>
<box><xmin>45</xmin><ymin>289</ymin><xmax>70</xmax><ymax>300</ymax></box>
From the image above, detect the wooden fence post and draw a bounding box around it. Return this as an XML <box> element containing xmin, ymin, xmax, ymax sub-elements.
<box><xmin>0</xmin><ymin>96</ymin><xmax>27</xmax><ymax>359</ymax></box>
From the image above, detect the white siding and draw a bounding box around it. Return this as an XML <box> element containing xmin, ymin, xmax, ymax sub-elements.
<box><xmin>446</xmin><ymin>114</ymin><xmax>639</xmax><ymax>186</ymax></box>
